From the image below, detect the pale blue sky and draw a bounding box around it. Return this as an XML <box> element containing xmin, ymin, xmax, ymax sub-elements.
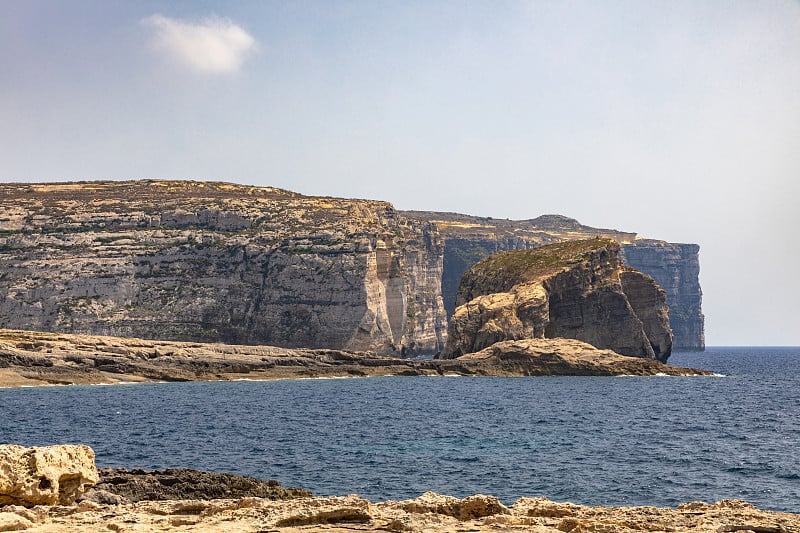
<box><xmin>1</xmin><ymin>1</ymin><xmax>799</xmax><ymax>345</ymax></box>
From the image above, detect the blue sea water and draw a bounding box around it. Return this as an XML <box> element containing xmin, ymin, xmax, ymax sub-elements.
<box><xmin>1</xmin><ymin>347</ymin><xmax>798</xmax><ymax>512</ymax></box>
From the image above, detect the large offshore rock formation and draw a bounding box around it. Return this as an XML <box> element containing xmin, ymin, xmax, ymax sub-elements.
<box><xmin>403</xmin><ymin>211</ymin><xmax>704</xmax><ymax>351</ymax></box>
<box><xmin>0</xmin><ymin>181</ymin><xmax>446</xmax><ymax>355</ymax></box>
<box><xmin>439</xmin><ymin>239</ymin><xmax>673</xmax><ymax>361</ymax></box>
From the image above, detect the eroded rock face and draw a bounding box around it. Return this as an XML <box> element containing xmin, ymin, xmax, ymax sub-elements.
<box><xmin>0</xmin><ymin>181</ymin><xmax>446</xmax><ymax>356</ymax></box>
<box><xmin>403</xmin><ymin>210</ymin><xmax>704</xmax><ymax>352</ymax></box>
<box><xmin>0</xmin><ymin>490</ymin><xmax>794</xmax><ymax>532</ymax></box>
<box><xmin>620</xmin><ymin>241</ymin><xmax>705</xmax><ymax>351</ymax></box>
<box><xmin>0</xmin><ymin>444</ymin><xmax>98</xmax><ymax>506</ymax></box>
<box><xmin>439</xmin><ymin>239</ymin><xmax>673</xmax><ymax>361</ymax></box>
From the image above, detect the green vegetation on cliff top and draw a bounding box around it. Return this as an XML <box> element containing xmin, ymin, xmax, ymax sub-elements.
<box><xmin>467</xmin><ymin>238</ymin><xmax>618</xmax><ymax>285</ymax></box>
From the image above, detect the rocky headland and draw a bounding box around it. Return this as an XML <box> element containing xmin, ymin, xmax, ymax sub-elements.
<box><xmin>0</xmin><ymin>327</ymin><xmax>707</xmax><ymax>388</ymax></box>
<box><xmin>0</xmin><ymin>180</ymin><xmax>704</xmax><ymax>357</ymax></box>
<box><xmin>1</xmin><ymin>445</ymin><xmax>797</xmax><ymax>533</ymax></box>
<box><xmin>439</xmin><ymin>238</ymin><xmax>673</xmax><ymax>362</ymax></box>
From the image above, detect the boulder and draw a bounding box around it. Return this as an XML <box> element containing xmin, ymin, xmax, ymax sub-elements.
<box><xmin>0</xmin><ymin>444</ymin><xmax>98</xmax><ymax>506</ymax></box>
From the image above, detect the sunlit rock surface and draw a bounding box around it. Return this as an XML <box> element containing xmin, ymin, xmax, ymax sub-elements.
<box><xmin>0</xmin><ymin>181</ymin><xmax>446</xmax><ymax>356</ymax></box>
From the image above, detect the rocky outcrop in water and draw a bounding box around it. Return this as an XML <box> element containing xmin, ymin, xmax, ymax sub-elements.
<box><xmin>0</xmin><ymin>328</ymin><xmax>706</xmax><ymax>387</ymax></box>
<box><xmin>403</xmin><ymin>211</ymin><xmax>704</xmax><ymax>351</ymax></box>
<box><xmin>0</xmin><ymin>181</ymin><xmax>446</xmax><ymax>356</ymax></box>
<box><xmin>439</xmin><ymin>239</ymin><xmax>673</xmax><ymax>361</ymax></box>
<box><xmin>0</xmin><ymin>444</ymin><xmax>98</xmax><ymax>506</ymax></box>
<box><xmin>448</xmin><ymin>338</ymin><xmax>694</xmax><ymax>376</ymax></box>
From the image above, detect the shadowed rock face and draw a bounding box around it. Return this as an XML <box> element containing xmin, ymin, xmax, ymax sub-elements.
<box><xmin>619</xmin><ymin>241</ymin><xmax>704</xmax><ymax>351</ymax></box>
<box><xmin>439</xmin><ymin>239</ymin><xmax>673</xmax><ymax>362</ymax></box>
<box><xmin>403</xmin><ymin>210</ymin><xmax>704</xmax><ymax>351</ymax></box>
<box><xmin>87</xmin><ymin>468</ymin><xmax>311</xmax><ymax>504</ymax></box>
<box><xmin>0</xmin><ymin>181</ymin><xmax>446</xmax><ymax>356</ymax></box>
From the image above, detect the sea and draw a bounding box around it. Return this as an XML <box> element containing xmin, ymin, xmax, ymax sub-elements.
<box><xmin>1</xmin><ymin>347</ymin><xmax>798</xmax><ymax>513</ymax></box>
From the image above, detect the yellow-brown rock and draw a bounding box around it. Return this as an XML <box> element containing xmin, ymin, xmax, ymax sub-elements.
<box><xmin>0</xmin><ymin>491</ymin><xmax>794</xmax><ymax>532</ymax></box>
<box><xmin>0</xmin><ymin>445</ymin><xmax>98</xmax><ymax>507</ymax></box>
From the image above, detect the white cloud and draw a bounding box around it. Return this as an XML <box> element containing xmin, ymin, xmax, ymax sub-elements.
<box><xmin>142</xmin><ymin>14</ymin><xmax>256</xmax><ymax>74</ymax></box>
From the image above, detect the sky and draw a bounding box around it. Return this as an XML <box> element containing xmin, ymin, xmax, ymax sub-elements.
<box><xmin>1</xmin><ymin>1</ymin><xmax>798</xmax><ymax>346</ymax></box>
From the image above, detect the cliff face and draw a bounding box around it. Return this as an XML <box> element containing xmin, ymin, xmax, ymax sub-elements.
<box><xmin>619</xmin><ymin>241</ymin><xmax>704</xmax><ymax>351</ymax></box>
<box><xmin>439</xmin><ymin>239</ymin><xmax>673</xmax><ymax>362</ymax></box>
<box><xmin>403</xmin><ymin>211</ymin><xmax>704</xmax><ymax>351</ymax></box>
<box><xmin>0</xmin><ymin>181</ymin><xmax>446</xmax><ymax>355</ymax></box>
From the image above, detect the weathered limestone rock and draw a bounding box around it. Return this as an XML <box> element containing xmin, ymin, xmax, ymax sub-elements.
<box><xmin>0</xmin><ymin>181</ymin><xmax>446</xmax><ymax>356</ymax></box>
<box><xmin>403</xmin><ymin>210</ymin><xmax>704</xmax><ymax>351</ymax></box>
<box><xmin>620</xmin><ymin>240</ymin><xmax>705</xmax><ymax>351</ymax></box>
<box><xmin>0</xmin><ymin>444</ymin><xmax>98</xmax><ymax>506</ymax></box>
<box><xmin>439</xmin><ymin>239</ymin><xmax>673</xmax><ymax>361</ymax></box>
<box><xmin>11</xmin><ymin>490</ymin><xmax>797</xmax><ymax>532</ymax></box>
<box><xmin>452</xmin><ymin>338</ymin><xmax>697</xmax><ymax>376</ymax></box>
<box><xmin>619</xmin><ymin>268</ymin><xmax>673</xmax><ymax>357</ymax></box>
<box><xmin>396</xmin><ymin>491</ymin><xmax>509</xmax><ymax>520</ymax></box>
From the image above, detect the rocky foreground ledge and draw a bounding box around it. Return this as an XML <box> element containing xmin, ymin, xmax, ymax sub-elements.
<box><xmin>0</xmin><ymin>445</ymin><xmax>797</xmax><ymax>533</ymax></box>
<box><xmin>0</xmin><ymin>329</ymin><xmax>708</xmax><ymax>388</ymax></box>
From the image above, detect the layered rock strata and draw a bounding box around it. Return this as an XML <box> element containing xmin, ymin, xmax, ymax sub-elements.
<box><xmin>439</xmin><ymin>239</ymin><xmax>673</xmax><ymax>361</ymax></box>
<box><xmin>0</xmin><ymin>181</ymin><xmax>703</xmax><ymax>355</ymax></box>
<box><xmin>0</xmin><ymin>181</ymin><xmax>446</xmax><ymax>355</ymax></box>
<box><xmin>403</xmin><ymin>211</ymin><xmax>705</xmax><ymax>351</ymax></box>
<box><xmin>620</xmin><ymin>240</ymin><xmax>705</xmax><ymax>351</ymax></box>
<box><xmin>88</xmin><ymin>468</ymin><xmax>311</xmax><ymax>504</ymax></box>
<box><xmin>0</xmin><ymin>328</ymin><xmax>706</xmax><ymax>388</ymax></box>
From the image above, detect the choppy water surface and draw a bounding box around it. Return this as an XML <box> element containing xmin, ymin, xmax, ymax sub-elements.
<box><xmin>1</xmin><ymin>347</ymin><xmax>798</xmax><ymax>512</ymax></box>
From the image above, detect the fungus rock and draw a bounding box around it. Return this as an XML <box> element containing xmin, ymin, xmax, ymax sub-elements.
<box><xmin>440</xmin><ymin>239</ymin><xmax>673</xmax><ymax>361</ymax></box>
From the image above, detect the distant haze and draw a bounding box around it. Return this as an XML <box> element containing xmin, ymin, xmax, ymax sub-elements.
<box><xmin>1</xmin><ymin>1</ymin><xmax>798</xmax><ymax>346</ymax></box>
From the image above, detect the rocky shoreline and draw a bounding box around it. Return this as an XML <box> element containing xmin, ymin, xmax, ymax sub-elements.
<box><xmin>0</xmin><ymin>445</ymin><xmax>797</xmax><ymax>533</ymax></box>
<box><xmin>0</xmin><ymin>329</ymin><xmax>710</xmax><ymax>388</ymax></box>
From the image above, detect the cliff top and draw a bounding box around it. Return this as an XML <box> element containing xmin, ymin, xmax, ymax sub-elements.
<box><xmin>403</xmin><ymin>210</ymin><xmax>638</xmax><ymax>244</ymax></box>
<box><xmin>0</xmin><ymin>180</ymin><xmax>410</xmax><ymax>238</ymax></box>
<box><xmin>461</xmin><ymin>238</ymin><xmax>619</xmax><ymax>293</ymax></box>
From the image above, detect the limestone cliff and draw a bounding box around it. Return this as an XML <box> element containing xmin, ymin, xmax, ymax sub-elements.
<box><xmin>0</xmin><ymin>328</ymin><xmax>707</xmax><ymax>387</ymax></box>
<box><xmin>439</xmin><ymin>239</ymin><xmax>673</xmax><ymax>361</ymax></box>
<box><xmin>0</xmin><ymin>181</ymin><xmax>446</xmax><ymax>355</ymax></box>
<box><xmin>620</xmin><ymin>240</ymin><xmax>705</xmax><ymax>351</ymax></box>
<box><xmin>403</xmin><ymin>211</ymin><xmax>704</xmax><ymax>351</ymax></box>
